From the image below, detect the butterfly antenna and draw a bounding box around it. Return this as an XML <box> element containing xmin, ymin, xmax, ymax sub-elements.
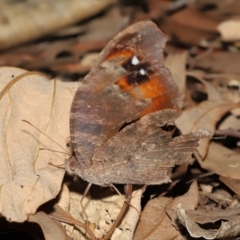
<box><xmin>22</xmin><ymin>120</ymin><xmax>70</xmax><ymax>156</ymax></box>
<box><xmin>212</xmin><ymin>135</ymin><xmax>226</xmax><ymax>140</ymax></box>
<box><xmin>39</xmin><ymin>147</ymin><xmax>69</xmax><ymax>155</ymax></box>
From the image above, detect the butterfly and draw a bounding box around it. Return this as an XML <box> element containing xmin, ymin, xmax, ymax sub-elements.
<box><xmin>65</xmin><ymin>21</ymin><xmax>210</xmax><ymax>187</ymax></box>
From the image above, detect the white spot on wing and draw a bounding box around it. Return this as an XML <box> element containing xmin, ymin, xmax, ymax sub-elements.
<box><xmin>139</xmin><ymin>69</ymin><xmax>147</xmax><ymax>75</ymax></box>
<box><xmin>131</xmin><ymin>56</ymin><xmax>140</xmax><ymax>65</ymax></box>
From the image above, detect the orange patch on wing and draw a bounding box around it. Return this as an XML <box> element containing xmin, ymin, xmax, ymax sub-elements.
<box><xmin>116</xmin><ymin>75</ymin><xmax>175</xmax><ymax>114</ymax></box>
<box><xmin>115</xmin><ymin>68</ymin><xmax>179</xmax><ymax>117</ymax></box>
<box><xmin>106</xmin><ymin>49</ymin><xmax>134</xmax><ymax>61</ymax></box>
<box><xmin>116</xmin><ymin>74</ymin><xmax>165</xmax><ymax>95</ymax></box>
<box><xmin>129</xmin><ymin>76</ymin><xmax>167</xmax><ymax>99</ymax></box>
<box><xmin>129</xmin><ymin>76</ymin><xmax>177</xmax><ymax>116</ymax></box>
<box><xmin>137</xmin><ymin>77</ymin><xmax>165</xmax><ymax>98</ymax></box>
<box><xmin>142</xmin><ymin>96</ymin><xmax>176</xmax><ymax>116</ymax></box>
<box><xmin>116</xmin><ymin>77</ymin><xmax>134</xmax><ymax>92</ymax></box>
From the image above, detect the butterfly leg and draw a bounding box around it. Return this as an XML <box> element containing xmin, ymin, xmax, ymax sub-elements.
<box><xmin>80</xmin><ymin>183</ymin><xmax>92</xmax><ymax>223</ymax></box>
<box><xmin>124</xmin><ymin>183</ymin><xmax>132</xmax><ymax>203</ymax></box>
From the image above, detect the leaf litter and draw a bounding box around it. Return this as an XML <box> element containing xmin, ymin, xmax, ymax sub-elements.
<box><xmin>0</xmin><ymin>0</ymin><xmax>240</xmax><ymax>239</ymax></box>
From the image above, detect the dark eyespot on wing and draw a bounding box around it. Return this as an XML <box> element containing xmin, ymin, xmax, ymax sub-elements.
<box><xmin>121</xmin><ymin>57</ymin><xmax>154</xmax><ymax>86</ymax></box>
<box><xmin>122</xmin><ymin>57</ymin><xmax>152</xmax><ymax>73</ymax></box>
<box><xmin>126</xmin><ymin>71</ymin><xmax>149</xmax><ymax>85</ymax></box>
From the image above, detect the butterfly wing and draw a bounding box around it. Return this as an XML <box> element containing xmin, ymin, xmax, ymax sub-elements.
<box><xmin>81</xmin><ymin>112</ymin><xmax>211</xmax><ymax>185</ymax></box>
<box><xmin>70</xmin><ymin>21</ymin><xmax>182</xmax><ymax>169</ymax></box>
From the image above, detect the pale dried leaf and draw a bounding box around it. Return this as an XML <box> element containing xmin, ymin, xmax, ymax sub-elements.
<box><xmin>57</xmin><ymin>184</ymin><xmax>70</xmax><ymax>212</ymax></box>
<box><xmin>177</xmin><ymin>205</ymin><xmax>240</xmax><ymax>239</ymax></box>
<box><xmin>176</xmin><ymin>101</ymin><xmax>239</xmax><ymax>134</ymax></box>
<box><xmin>217</xmin><ymin>19</ymin><xmax>240</xmax><ymax>41</ymax></box>
<box><xmin>213</xmin><ymin>77</ymin><xmax>240</xmax><ymax>104</ymax></box>
<box><xmin>0</xmin><ymin>0</ymin><xmax>116</xmax><ymax>50</ymax></box>
<box><xmin>0</xmin><ymin>67</ymin><xmax>27</xmax><ymax>89</ymax></box>
<box><xmin>185</xmin><ymin>207</ymin><xmax>240</xmax><ymax>224</ymax></box>
<box><xmin>112</xmin><ymin>188</ymin><xmax>143</xmax><ymax>240</ymax></box>
<box><xmin>216</xmin><ymin>219</ymin><xmax>240</xmax><ymax>239</ymax></box>
<box><xmin>220</xmin><ymin>176</ymin><xmax>240</xmax><ymax>196</ymax></box>
<box><xmin>56</xmin><ymin>184</ymin><xmax>75</xmax><ymax>237</ymax></box>
<box><xmin>176</xmin><ymin>205</ymin><xmax>217</xmax><ymax>239</ymax></box>
<box><xmin>0</xmin><ymin>67</ymin><xmax>78</xmax><ymax>222</ymax></box>
<box><xmin>66</xmin><ymin>186</ymin><xmax>124</xmax><ymax>239</ymax></box>
<box><xmin>165</xmin><ymin>52</ymin><xmax>187</xmax><ymax>94</ymax></box>
<box><xmin>93</xmin><ymin>194</ymin><xmax>124</xmax><ymax>239</ymax></box>
<box><xmin>219</xmin><ymin>114</ymin><xmax>240</xmax><ymax>130</ymax></box>
<box><xmin>79</xmin><ymin>53</ymin><xmax>100</xmax><ymax>72</ymax></box>
<box><xmin>199</xmin><ymin>184</ymin><xmax>213</xmax><ymax>194</ymax></box>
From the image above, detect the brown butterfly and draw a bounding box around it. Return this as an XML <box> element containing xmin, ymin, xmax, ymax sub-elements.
<box><xmin>65</xmin><ymin>21</ymin><xmax>210</xmax><ymax>187</ymax></box>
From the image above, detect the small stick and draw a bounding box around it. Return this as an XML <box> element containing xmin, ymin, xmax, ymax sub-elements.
<box><xmin>102</xmin><ymin>184</ymin><xmax>133</xmax><ymax>240</ymax></box>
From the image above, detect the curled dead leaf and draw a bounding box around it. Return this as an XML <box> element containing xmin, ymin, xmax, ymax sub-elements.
<box><xmin>176</xmin><ymin>205</ymin><xmax>240</xmax><ymax>239</ymax></box>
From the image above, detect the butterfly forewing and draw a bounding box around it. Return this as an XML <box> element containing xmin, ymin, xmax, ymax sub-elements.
<box><xmin>66</xmin><ymin>21</ymin><xmax>206</xmax><ymax>187</ymax></box>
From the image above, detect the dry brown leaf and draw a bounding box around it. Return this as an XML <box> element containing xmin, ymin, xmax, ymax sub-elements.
<box><xmin>200</xmin><ymin>142</ymin><xmax>240</xmax><ymax>180</ymax></box>
<box><xmin>187</xmin><ymin>72</ymin><xmax>223</xmax><ymax>101</ymax></box>
<box><xmin>56</xmin><ymin>184</ymin><xmax>77</xmax><ymax>238</ymax></box>
<box><xmin>78</xmin><ymin>15</ymin><xmax>129</xmax><ymax>43</ymax></box>
<box><xmin>0</xmin><ymin>67</ymin><xmax>27</xmax><ymax>88</ymax></box>
<box><xmin>219</xmin><ymin>176</ymin><xmax>240</xmax><ymax>196</ymax></box>
<box><xmin>135</xmin><ymin>197</ymin><xmax>178</xmax><ymax>240</ymax></box>
<box><xmin>196</xmin><ymin>0</ymin><xmax>240</xmax><ymax>21</ymax></box>
<box><xmin>57</xmin><ymin>184</ymin><xmax>70</xmax><ymax>212</ymax></box>
<box><xmin>29</xmin><ymin>211</ymin><xmax>69</xmax><ymax>240</ymax></box>
<box><xmin>49</xmin><ymin>204</ymin><xmax>96</xmax><ymax>240</ymax></box>
<box><xmin>177</xmin><ymin>205</ymin><xmax>217</xmax><ymax>239</ymax></box>
<box><xmin>219</xmin><ymin>114</ymin><xmax>240</xmax><ymax>130</ymax></box>
<box><xmin>0</xmin><ymin>0</ymin><xmax>116</xmax><ymax>50</ymax></box>
<box><xmin>0</xmin><ymin>66</ymin><xmax>78</xmax><ymax>222</ymax></box>
<box><xmin>192</xmin><ymin>52</ymin><xmax>240</xmax><ymax>75</ymax></box>
<box><xmin>176</xmin><ymin>100</ymin><xmax>239</xmax><ymax>158</ymax></box>
<box><xmin>165</xmin><ymin>51</ymin><xmax>187</xmax><ymax>94</ymax></box>
<box><xmin>160</xmin><ymin>4</ymin><xmax>219</xmax><ymax>46</ymax></box>
<box><xmin>134</xmin><ymin>181</ymin><xmax>199</xmax><ymax>240</ymax></box>
<box><xmin>208</xmin><ymin>76</ymin><xmax>240</xmax><ymax>104</ymax></box>
<box><xmin>185</xmin><ymin>207</ymin><xmax>240</xmax><ymax>224</ymax></box>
